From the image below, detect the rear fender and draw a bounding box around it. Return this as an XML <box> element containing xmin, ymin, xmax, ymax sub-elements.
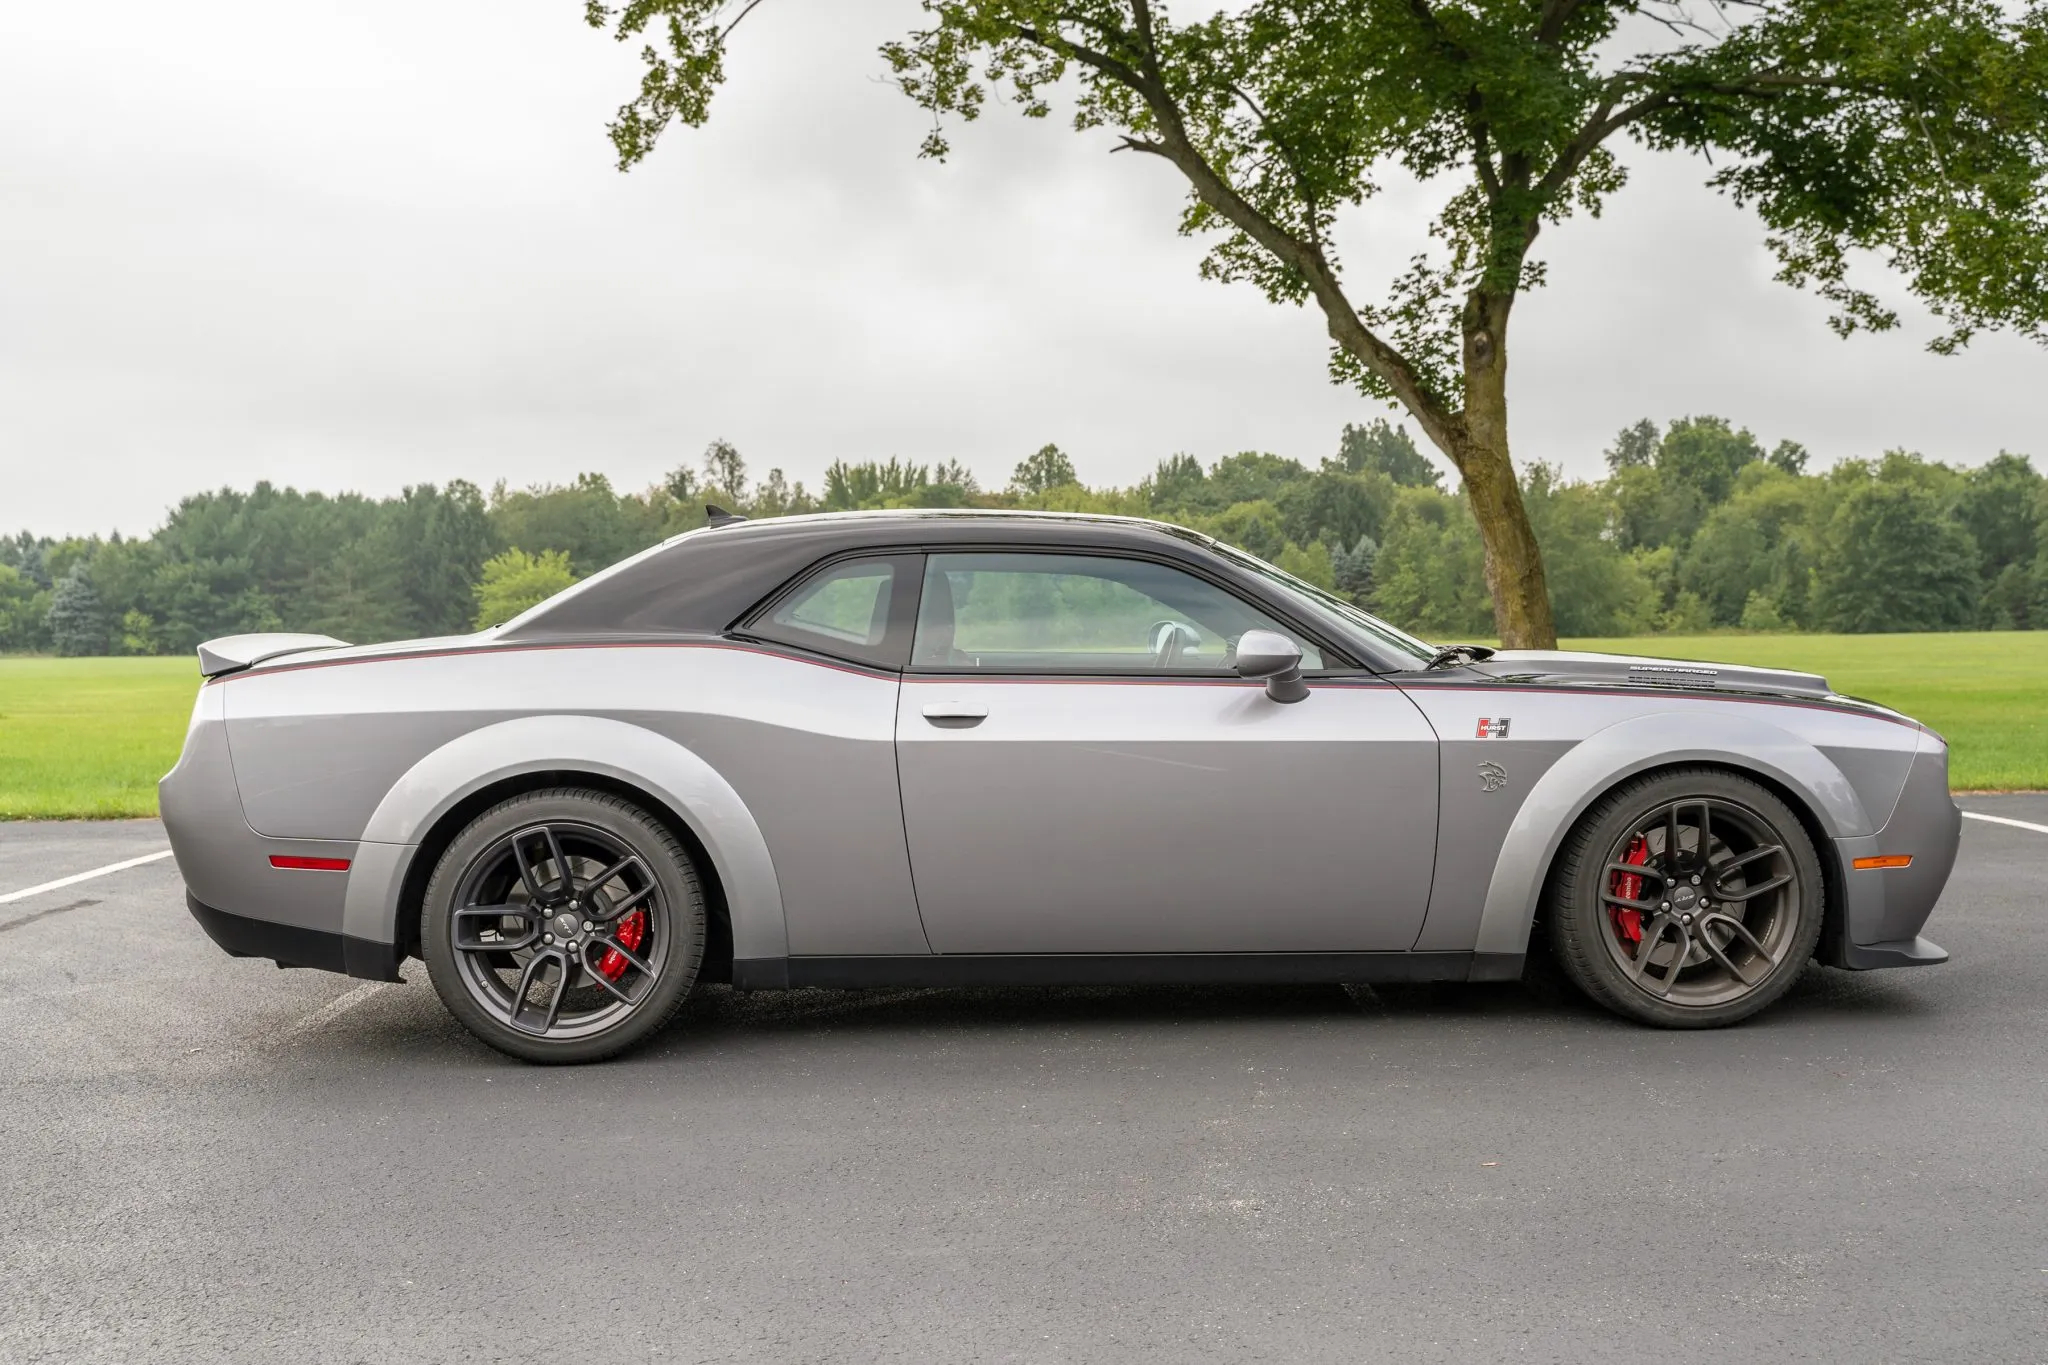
<box><xmin>1472</xmin><ymin>710</ymin><xmax>1871</xmax><ymax>957</ymax></box>
<box><xmin>342</xmin><ymin>714</ymin><xmax>785</xmax><ymax>960</ymax></box>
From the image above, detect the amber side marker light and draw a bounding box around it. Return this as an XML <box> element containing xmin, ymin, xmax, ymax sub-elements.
<box><xmin>269</xmin><ymin>855</ymin><xmax>352</xmax><ymax>872</ymax></box>
<box><xmin>1852</xmin><ymin>855</ymin><xmax>1914</xmax><ymax>871</ymax></box>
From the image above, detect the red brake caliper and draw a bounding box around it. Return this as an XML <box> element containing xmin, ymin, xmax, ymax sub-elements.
<box><xmin>597</xmin><ymin>909</ymin><xmax>648</xmax><ymax>982</ymax></box>
<box><xmin>1611</xmin><ymin>835</ymin><xmax>1650</xmax><ymax>945</ymax></box>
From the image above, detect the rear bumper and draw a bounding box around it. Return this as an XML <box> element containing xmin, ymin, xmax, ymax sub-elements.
<box><xmin>187</xmin><ymin>893</ymin><xmax>405</xmax><ymax>981</ymax></box>
<box><xmin>164</xmin><ymin>687</ymin><xmax>404</xmax><ymax>982</ymax></box>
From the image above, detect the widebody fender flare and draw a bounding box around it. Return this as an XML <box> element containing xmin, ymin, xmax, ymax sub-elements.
<box><xmin>340</xmin><ymin>714</ymin><xmax>786</xmax><ymax>960</ymax></box>
<box><xmin>1472</xmin><ymin>710</ymin><xmax>1871</xmax><ymax>957</ymax></box>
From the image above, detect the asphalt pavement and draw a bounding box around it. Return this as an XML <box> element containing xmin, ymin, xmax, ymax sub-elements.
<box><xmin>2</xmin><ymin>799</ymin><xmax>2045</xmax><ymax>1364</ymax></box>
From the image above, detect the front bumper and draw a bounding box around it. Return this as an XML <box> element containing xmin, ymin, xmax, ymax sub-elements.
<box><xmin>1836</xmin><ymin>934</ymin><xmax>1949</xmax><ymax>970</ymax></box>
<box><xmin>1823</xmin><ymin>730</ymin><xmax>1961</xmax><ymax>971</ymax></box>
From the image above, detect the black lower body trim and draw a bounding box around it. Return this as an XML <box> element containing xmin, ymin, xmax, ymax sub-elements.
<box><xmin>1837</xmin><ymin>935</ymin><xmax>1949</xmax><ymax>970</ymax></box>
<box><xmin>186</xmin><ymin>894</ymin><xmax>405</xmax><ymax>982</ymax></box>
<box><xmin>733</xmin><ymin>951</ymin><xmax>1501</xmax><ymax>991</ymax></box>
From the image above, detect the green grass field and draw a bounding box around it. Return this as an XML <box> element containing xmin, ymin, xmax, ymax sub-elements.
<box><xmin>2</xmin><ymin>633</ymin><xmax>2043</xmax><ymax>818</ymax></box>
<box><xmin>0</xmin><ymin>657</ymin><xmax>200</xmax><ymax>819</ymax></box>
<box><xmin>1533</xmin><ymin>632</ymin><xmax>2048</xmax><ymax>791</ymax></box>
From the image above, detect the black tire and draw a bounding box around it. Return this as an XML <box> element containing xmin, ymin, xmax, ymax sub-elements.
<box><xmin>1546</xmin><ymin>767</ymin><xmax>1823</xmax><ymax>1029</ymax></box>
<box><xmin>421</xmin><ymin>788</ymin><xmax>705</xmax><ymax>1063</ymax></box>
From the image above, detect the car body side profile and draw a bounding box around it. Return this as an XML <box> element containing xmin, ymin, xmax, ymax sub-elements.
<box><xmin>161</xmin><ymin>509</ymin><xmax>1961</xmax><ymax>1061</ymax></box>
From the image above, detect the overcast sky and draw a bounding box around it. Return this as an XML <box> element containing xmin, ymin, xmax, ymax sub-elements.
<box><xmin>3</xmin><ymin>0</ymin><xmax>2041</xmax><ymax>539</ymax></box>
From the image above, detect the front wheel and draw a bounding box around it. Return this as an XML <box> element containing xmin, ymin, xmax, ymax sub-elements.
<box><xmin>421</xmin><ymin>789</ymin><xmax>705</xmax><ymax>1063</ymax></box>
<box><xmin>1546</xmin><ymin>768</ymin><xmax>1824</xmax><ymax>1029</ymax></box>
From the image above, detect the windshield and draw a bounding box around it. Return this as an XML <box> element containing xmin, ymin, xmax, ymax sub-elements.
<box><xmin>1207</xmin><ymin>540</ymin><xmax>1438</xmax><ymax>668</ymax></box>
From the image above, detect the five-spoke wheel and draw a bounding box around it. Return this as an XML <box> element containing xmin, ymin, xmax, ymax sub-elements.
<box><xmin>1548</xmin><ymin>768</ymin><xmax>1824</xmax><ymax>1028</ymax></box>
<box><xmin>422</xmin><ymin>789</ymin><xmax>705</xmax><ymax>1062</ymax></box>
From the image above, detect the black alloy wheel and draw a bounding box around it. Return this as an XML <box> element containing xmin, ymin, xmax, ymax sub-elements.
<box><xmin>422</xmin><ymin>789</ymin><xmax>705</xmax><ymax>1063</ymax></box>
<box><xmin>1547</xmin><ymin>768</ymin><xmax>1824</xmax><ymax>1028</ymax></box>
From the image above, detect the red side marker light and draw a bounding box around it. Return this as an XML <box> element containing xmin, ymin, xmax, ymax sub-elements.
<box><xmin>270</xmin><ymin>855</ymin><xmax>352</xmax><ymax>872</ymax></box>
<box><xmin>1851</xmin><ymin>854</ymin><xmax>1914</xmax><ymax>871</ymax></box>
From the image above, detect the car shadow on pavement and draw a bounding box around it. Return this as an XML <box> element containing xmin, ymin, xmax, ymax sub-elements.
<box><xmin>625</xmin><ymin>966</ymin><xmax>1937</xmax><ymax>1059</ymax></box>
<box><xmin>664</xmin><ymin>977</ymin><xmax>1581</xmax><ymax>1036</ymax></box>
<box><xmin>264</xmin><ymin>959</ymin><xmax>1941</xmax><ymax>1068</ymax></box>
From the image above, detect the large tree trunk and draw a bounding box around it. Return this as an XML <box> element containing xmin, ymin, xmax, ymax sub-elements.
<box><xmin>1448</xmin><ymin>292</ymin><xmax>1556</xmax><ymax>650</ymax></box>
<box><xmin>1317</xmin><ymin>280</ymin><xmax>1558</xmax><ymax>649</ymax></box>
<box><xmin>1134</xmin><ymin>101</ymin><xmax>1558</xmax><ymax>647</ymax></box>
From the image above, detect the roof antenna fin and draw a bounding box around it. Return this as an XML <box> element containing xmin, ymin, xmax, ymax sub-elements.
<box><xmin>704</xmin><ymin>504</ymin><xmax>747</xmax><ymax>528</ymax></box>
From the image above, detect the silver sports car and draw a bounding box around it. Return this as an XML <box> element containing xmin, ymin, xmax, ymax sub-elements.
<box><xmin>162</xmin><ymin>509</ymin><xmax>1960</xmax><ymax>1062</ymax></box>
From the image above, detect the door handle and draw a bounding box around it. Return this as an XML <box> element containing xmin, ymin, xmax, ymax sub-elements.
<box><xmin>921</xmin><ymin>701</ymin><xmax>988</xmax><ymax>723</ymax></box>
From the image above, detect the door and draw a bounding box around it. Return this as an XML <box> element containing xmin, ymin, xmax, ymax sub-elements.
<box><xmin>894</xmin><ymin>552</ymin><xmax>1440</xmax><ymax>954</ymax></box>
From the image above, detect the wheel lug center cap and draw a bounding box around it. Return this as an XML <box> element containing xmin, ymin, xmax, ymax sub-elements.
<box><xmin>550</xmin><ymin>911</ymin><xmax>581</xmax><ymax>941</ymax></box>
<box><xmin>1671</xmin><ymin>885</ymin><xmax>1699</xmax><ymax>912</ymax></box>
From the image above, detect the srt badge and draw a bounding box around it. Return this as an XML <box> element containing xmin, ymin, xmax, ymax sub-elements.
<box><xmin>1475</xmin><ymin>717</ymin><xmax>1511</xmax><ymax>739</ymax></box>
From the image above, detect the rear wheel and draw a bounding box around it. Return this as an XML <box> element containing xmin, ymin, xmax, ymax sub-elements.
<box><xmin>1547</xmin><ymin>768</ymin><xmax>1823</xmax><ymax>1029</ymax></box>
<box><xmin>421</xmin><ymin>789</ymin><xmax>705</xmax><ymax>1063</ymax></box>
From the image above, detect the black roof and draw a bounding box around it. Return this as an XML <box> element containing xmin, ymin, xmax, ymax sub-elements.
<box><xmin>499</xmin><ymin>509</ymin><xmax>1425</xmax><ymax>671</ymax></box>
<box><xmin>502</xmin><ymin>511</ymin><xmax>1228</xmax><ymax>643</ymax></box>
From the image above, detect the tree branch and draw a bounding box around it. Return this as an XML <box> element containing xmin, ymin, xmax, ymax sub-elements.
<box><xmin>719</xmin><ymin>0</ymin><xmax>769</xmax><ymax>41</ymax></box>
<box><xmin>1532</xmin><ymin>85</ymin><xmax>1668</xmax><ymax>203</ymax></box>
<box><xmin>1052</xmin><ymin>8</ymin><xmax>1146</xmax><ymax>63</ymax></box>
<box><xmin>1140</xmin><ymin>123</ymin><xmax>1456</xmax><ymax>440</ymax></box>
<box><xmin>1011</xmin><ymin>23</ymin><xmax>1152</xmax><ymax>94</ymax></box>
<box><xmin>1017</xmin><ymin>8</ymin><xmax>1460</xmax><ymax>443</ymax></box>
<box><xmin>1473</xmin><ymin>124</ymin><xmax>1502</xmax><ymax>202</ymax></box>
<box><xmin>1227</xmin><ymin>80</ymin><xmax>1326</xmax><ymax>243</ymax></box>
<box><xmin>1130</xmin><ymin>0</ymin><xmax>1159</xmax><ymax>69</ymax></box>
<box><xmin>1533</xmin><ymin>62</ymin><xmax>1863</xmax><ymax>208</ymax></box>
<box><xmin>1536</xmin><ymin>0</ymin><xmax>1589</xmax><ymax>46</ymax></box>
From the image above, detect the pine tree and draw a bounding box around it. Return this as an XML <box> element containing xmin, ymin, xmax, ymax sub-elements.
<box><xmin>46</xmin><ymin>565</ymin><xmax>110</xmax><ymax>656</ymax></box>
<box><xmin>1332</xmin><ymin>534</ymin><xmax>1379</xmax><ymax>601</ymax></box>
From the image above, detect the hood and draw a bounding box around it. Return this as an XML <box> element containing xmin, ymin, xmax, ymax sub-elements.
<box><xmin>1469</xmin><ymin>649</ymin><xmax>1832</xmax><ymax>700</ymax></box>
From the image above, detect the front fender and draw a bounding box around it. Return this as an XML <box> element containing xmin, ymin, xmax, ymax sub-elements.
<box><xmin>340</xmin><ymin>714</ymin><xmax>786</xmax><ymax>961</ymax></box>
<box><xmin>1472</xmin><ymin>710</ymin><xmax>1869</xmax><ymax>957</ymax></box>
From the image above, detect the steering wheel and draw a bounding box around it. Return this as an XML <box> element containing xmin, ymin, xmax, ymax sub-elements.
<box><xmin>1149</xmin><ymin>620</ymin><xmax>1201</xmax><ymax>669</ymax></box>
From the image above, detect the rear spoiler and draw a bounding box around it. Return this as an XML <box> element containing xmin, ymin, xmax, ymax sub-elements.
<box><xmin>196</xmin><ymin>633</ymin><xmax>351</xmax><ymax>679</ymax></box>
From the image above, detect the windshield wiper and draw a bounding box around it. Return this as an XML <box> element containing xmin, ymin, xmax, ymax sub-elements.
<box><xmin>1422</xmin><ymin>644</ymin><xmax>1497</xmax><ymax>671</ymax></box>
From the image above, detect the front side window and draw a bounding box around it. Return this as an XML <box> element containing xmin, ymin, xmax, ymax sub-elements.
<box><xmin>747</xmin><ymin>555</ymin><xmax>914</xmax><ymax>668</ymax></box>
<box><xmin>911</xmin><ymin>552</ymin><xmax>1323</xmax><ymax>673</ymax></box>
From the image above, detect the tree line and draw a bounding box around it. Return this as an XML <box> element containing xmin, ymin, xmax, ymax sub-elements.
<box><xmin>2</xmin><ymin>418</ymin><xmax>2042</xmax><ymax>657</ymax></box>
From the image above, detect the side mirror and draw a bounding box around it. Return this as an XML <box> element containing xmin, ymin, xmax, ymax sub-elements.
<box><xmin>1234</xmin><ymin>629</ymin><xmax>1308</xmax><ymax>703</ymax></box>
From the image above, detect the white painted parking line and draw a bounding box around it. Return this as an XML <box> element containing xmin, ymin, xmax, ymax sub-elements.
<box><xmin>0</xmin><ymin>849</ymin><xmax>175</xmax><ymax>905</ymax></box>
<box><xmin>1962</xmin><ymin>811</ymin><xmax>2048</xmax><ymax>836</ymax></box>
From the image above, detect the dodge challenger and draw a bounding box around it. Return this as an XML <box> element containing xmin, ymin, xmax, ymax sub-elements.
<box><xmin>162</xmin><ymin>509</ymin><xmax>1960</xmax><ymax>1062</ymax></box>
